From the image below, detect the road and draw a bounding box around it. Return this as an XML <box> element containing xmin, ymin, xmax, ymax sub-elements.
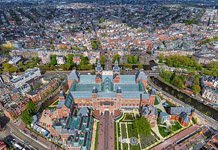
<box><xmin>0</xmin><ymin>120</ymin><xmax>61</xmax><ymax>150</ymax></box>
<box><xmin>8</xmin><ymin>122</ymin><xmax>50</xmax><ymax>150</ymax></box>
<box><xmin>147</xmin><ymin>77</ymin><xmax>218</xmax><ymax>130</ymax></box>
<box><xmin>97</xmin><ymin>112</ymin><xmax>114</xmax><ymax>150</ymax></box>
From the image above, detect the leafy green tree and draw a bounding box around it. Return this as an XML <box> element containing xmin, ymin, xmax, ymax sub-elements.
<box><xmin>160</xmin><ymin>70</ymin><xmax>173</xmax><ymax>83</ymax></box>
<box><xmin>3</xmin><ymin>63</ymin><xmax>18</xmax><ymax>73</ymax></box>
<box><xmin>171</xmin><ymin>76</ymin><xmax>185</xmax><ymax>89</ymax></box>
<box><xmin>159</xmin><ymin>54</ymin><xmax>164</xmax><ymax>63</ymax></box>
<box><xmin>80</xmin><ymin>56</ymin><xmax>90</xmax><ymax>65</ymax></box>
<box><xmin>50</xmin><ymin>55</ymin><xmax>57</xmax><ymax>66</ymax></box>
<box><xmin>67</xmin><ymin>54</ymin><xmax>73</xmax><ymax>63</ymax></box>
<box><xmin>20</xmin><ymin>101</ymin><xmax>37</xmax><ymax>126</ymax></box>
<box><xmin>20</xmin><ymin>110</ymin><xmax>33</xmax><ymax>126</ymax></box>
<box><xmin>100</xmin><ymin>56</ymin><xmax>106</xmax><ymax>65</ymax></box>
<box><xmin>165</xmin><ymin>55</ymin><xmax>202</xmax><ymax>70</ymax></box>
<box><xmin>192</xmin><ymin>84</ymin><xmax>201</xmax><ymax>94</ymax></box>
<box><xmin>91</xmin><ymin>39</ymin><xmax>101</xmax><ymax>50</ymax></box>
<box><xmin>112</xmin><ymin>54</ymin><xmax>120</xmax><ymax>63</ymax></box>
<box><xmin>133</xmin><ymin>117</ymin><xmax>151</xmax><ymax>136</ymax></box>
<box><xmin>138</xmin><ymin>64</ymin><xmax>143</xmax><ymax>69</ymax></box>
<box><xmin>123</xmin><ymin>64</ymin><xmax>132</xmax><ymax>69</ymax></box>
<box><xmin>127</xmin><ymin>55</ymin><xmax>138</xmax><ymax>64</ymax></box>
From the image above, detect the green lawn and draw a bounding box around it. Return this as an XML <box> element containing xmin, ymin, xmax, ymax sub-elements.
<box><xmin>121</xmin><ymin>124</ymin><xmax>127</xmax><ymax>138</ymax></box>
<box><xmin>158</xmin><ymin>126</ymin><xmax>171</xmax><ymax>137</ymax></box>
<box><xmin>192</xmin><ymin>117</ymin><xmax>197</xmax><ymax>124</ymax></box>
<box><xmin>52</xmin><ymin>100</ymin><xmax>59</xmax><ymax>105</ymax></box>
<box><xmin>130</xmin><ymin>144</ymin><xmax>140</xmax><ymax>150</ymax></box>
<box><xmin>133</xmin><ymin>117</ymin><xmax>151</xmax><ymax>136</ymax></box>
<box><xmin>123</xmin><ymin>143</ymin><xmax>128</xmax><ymax>150</ymax></box>
<box><xmin>140</xmin><ymin>134</ymin><xmax>157</xmax><ymax>149</ymax></box>
<box><xmin>127</xmin><ymin>124</ymin><xmax>138</xmax><ymax>138</ymax></box>
<box><xmin>118</xmin><ymin>123</ymin><xmax>121</xmax><ymax>150</ymax></box>
<box><xmin>94</xmin><ymin>122</ymin><xmax>99</xmax><ymax>150</ymax></box>
<box><xmin>114</xmin><ymin>122</ymin><xmax>119</xmax><ymax>150</ymax></box>
<box><xmin>154</xmin><ymin>96</ymin><xmax>161</xmax><ymax>105</ymax></box>
<box><xmin>171</xmin><ymin>121</ymin><xmax>182</xmax><ymax>132</ymax></box>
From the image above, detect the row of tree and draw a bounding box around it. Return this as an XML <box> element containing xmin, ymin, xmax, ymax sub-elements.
<box><xmin>160</xmin><ymin>70</ymin><xmax>186</xmax><ymax>89</ymax></box>
<box><xmin>20</xmin><ymin>101</ymin><xmax>37</xmax><ymax>126</ymax></box>
<box><xmin>127</xmin><ymin>55</ymin><xmax>139</xmax><ymax>64</ymax></box>
<box><xmin>165</xmin><ymin>55</ymin><xmax>202</xmax><ymax>70</ymax></box>
<box><xmin>160</xmin><ymin>70</ymin><xmax>201</xmax><ymax>94</ymax></box>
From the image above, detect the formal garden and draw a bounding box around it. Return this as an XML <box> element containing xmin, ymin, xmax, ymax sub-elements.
<box><xmin>115</xmin><ymin>113</ymin><xmax>158</xmax><ymax>150</ymax></box>
<box><xmin>158</xmin><ymin>121</ymin><xmax>182</xmax><ymax>138</ymax></box>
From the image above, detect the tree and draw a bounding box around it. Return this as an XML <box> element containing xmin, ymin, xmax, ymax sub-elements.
<box><xmin>91</xmin><ymin>39</ymin><xmax>101</xmax><ymax>50</ymax></box>
<box><xmin>20</xmin><ymin>101</ymin><xmax>37</xmax><ymax>126</ymax></box>
<box><xmin>159</xmin><ymin>54</ymin><xmax>164</xmax><ymax>63</ymax></box>
<box><xmin>192</xmin><ymin>75</ymin><xmax>201</xmax><ymax>94</ymax></box>
<box><xmin>192</xmin><ymin>84</ymin><xmax>201</xmax><ymax>94</ymax></box>
<box><xmin>80</xmin><ymin>56</ymin><xmax>90</xmax><ymax>65</ymax></box>
<box><xmin>123</xmin><ymin>64</ymin><xmax>132</xmax><ymax>69</ymax></box>
<box><xmin>112</xmin><ymin>54</ymin><xmax>120</xmax><ymax>63</ymax></box>
<box><xmin>3</xmin><ymin>63</ymin><xmax>18</xmax><ymax>73</ymax></box>
<box><xmin>133</xmin><ymin>117</ymin><xmax>151</xmax><ymax>136</ymax></box>
<box><xmin>20</xmin><ymin>110</ymin><xmax>33</xmax><ymax>126</ymax></box>
<box><xmin>26</xmin><ymin>101</ymin><xmax>36</xmax><ymax>114</ymax></box>
<box><xmin>160</xmin><ymin>70</ymin><xmax>173</xmax><ymax>83</ymax></box>
<box><xmin>1</xmin><ymin>41</ymin><xmax>14</xmax><ymax>50</ymax></box>
<box><xmin>171</xmin><ymin>76</ymin><xmax>185</xmax><ymax>89</ymax></box>
<box><xmin>50</xmin><ymin>55</ymin><xmax>57</xmax><ymax>66</ymax></box>
<box><xmin>100</xmin><ymin>56</ymin><xmax>106</xmax><ymax>65</ymax></box>
<box><xmin>67</xmin><ymin>54</ymin><xmax>74</xmax><ymax>64</ymax></box>
<box><xmin>138</xmin><ymin>64</ymin><xmax>143</xmax><ymax>69</ymax></box>
<box><xmin>165</xmin><ymin>55</ymin><xmax>202</xmax><ymax>70</ymax></box>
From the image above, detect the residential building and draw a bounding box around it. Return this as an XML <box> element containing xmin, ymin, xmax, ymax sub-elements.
<box><xmin>159</xmin><ymin>112</ymin><xmax>170</xmax><ymax>124</ymax></box>
<box><xmin>57</xmin><ymin>56</ymin><xmax>66</xmax><ymax>65</ymax></box>
<box><xmin>8</xmin><ymin>56</ymin><xmax>22</xmax><ymax>65</ymax></box>
<box><xmin>26</xmin><ymin>78</ymin><xmax>61</xmax><ymax>102</ymax></box>
<box><xmin>10</xmin><ymin>67</ymin><xmax>41</xmax><ymax>88</ymax></box>
<box><xmin>169</xmin><ymin>107</ymin><xmax>195</xmax><ymax>126</ymax></box>
<box><xmin>0</xmin><ymin>141</ymin><xmax>7</xmax><ymax>150</ymax></box>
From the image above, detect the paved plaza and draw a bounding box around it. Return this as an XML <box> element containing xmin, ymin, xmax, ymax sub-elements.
<box><xmin>97</xmin><ymin>111</ymin><xmax>114</xmax><ymax>150</ymax></box>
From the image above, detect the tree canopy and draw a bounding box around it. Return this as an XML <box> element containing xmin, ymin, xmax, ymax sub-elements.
<box><xmin>20</xmin><ymin>101</ymin><xmax>37</xmax><ymax>126</ymax></box>
<box><xmin>3</xmin><ymin>63</ymin><xmax>18</xmax><ymax>73</ymax></box>
<box><xmin>100</xmin><ymin>56</ymin><xmax>107</xmax><ymax>65</ymax></box>
<box><xmin>112</xmin><ymin>54</ymin><xmax>120</xmax><ymax>63</ymax></box>
<box><xmin>50</xmin><ymin>55</ymin><xmax>57</xmax><ymax>66</ymax></box>
<box><xmin>91</xmin><ymin>39</ymin><xmax>101</xmax><ymax>50</ymax></box>
<box><xmin>165</xmin><ymin>55</ymin><xmax>202</xmax><ymax>70</ymax></box>
<box><xmin>133</xmin><ymin>117</ymin><xmax>151</xmax><ymax>136</ymax></box>
<box><xmin>127</xmin><ymin>55</ymin><xmax>138</xmax><ymax>64</ymax></box>
<box><xmin>160</xmin><ymin>70</ymin><xmax>185</xmax><ymax>89</ymax></box>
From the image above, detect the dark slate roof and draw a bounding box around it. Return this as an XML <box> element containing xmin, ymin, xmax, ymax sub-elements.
<box><xmin>113</xmin><ymin>60</ymin><xmax>121</xmax><ymax>72</ymax></box>
<box><xmin>170</xmin><ymin>107</ymin><xmax>194</xmax><ymax>115</ymax></box>
<box><xmin>179</xmin><ymin>112</ymin><xmax>190</xmax><ymax>123</ymax></box>
<box><xmin>95</xmin><ymin>60</ymin><xmax>103</xmax><ymax>72</ymax></box>
<box><xmin>135</xmin><ymin>70</ymin><xmax>147</xmax><ymax>81</ymax></box>
<box><xmin>68</xmin><ymin>70</ymin><xmax>80</xmax><ymax>81</ymax></box>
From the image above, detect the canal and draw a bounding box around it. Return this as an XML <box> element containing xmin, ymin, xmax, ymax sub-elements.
<box><xmin>151</xmin><ymin>77</ymin><xmax>218</xmax><ymax>121</ymax></box>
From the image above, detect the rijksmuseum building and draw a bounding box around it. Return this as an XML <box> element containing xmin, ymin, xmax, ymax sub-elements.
<box><xmin>65</xmin><ymin>60</ymin><xmax>156</xmax><ymax>115</ymax></box>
